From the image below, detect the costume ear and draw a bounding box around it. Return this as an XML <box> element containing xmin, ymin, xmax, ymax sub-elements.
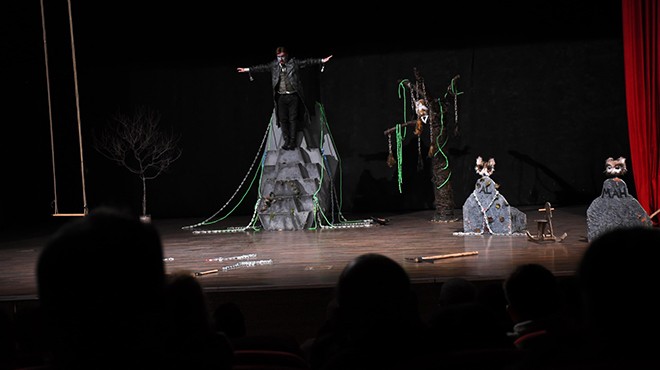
<box><xmin>488</xmin><ymin>158</ymin><xmax>496</xmax><ymax>167</ymax></box>
<box><xmin>474</xmin><ymin>157</ymin><xmax>483</xmax><ymax>174</ymax></box>
<box><xmin>606</xmin><ymin>157</ymin><xmax>614</xmax><ymax>163</ymax></box>
<box><xmin>618</xmin><ymin>157</ymin><xmax>626</xmax><ymax>164</ymax></box>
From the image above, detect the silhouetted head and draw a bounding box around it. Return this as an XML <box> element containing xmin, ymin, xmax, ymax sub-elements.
<box><xmin>503</xmin><ymin>263</ymin><xmax>562</xmax><ymax>323</ymax></box>
<box><xmin>336</xmin><ymin>253</ymin><xmax>417</xmax><ymax>329</ymax></box>
<box><xmin>164</xmin><ymin>272</ymin><xmax>214</xmax><ymax>338</ymax></box>
<box><xmin>37</xmin><ymin>207</ymin><xmax>165</xmax><ymax>312</ymax></box>
<box><xmin>576</xmin><ymin>226</ymin><xmax>660</xmax><ymax>365</ymax></box>
<box><xmin>438</xmin><ymin>277</ymin><xmax>477</xmax><ymax>307</ymax></box>
<box><xmin>213</xmin><ymin>302</ymin><xmax>247</xmax><ymax>339</ymax></box>
<box><xmin>577</xmin><ymin>226</ymin><xmax>660</xmax><ymax>332</ymax></box>
<box><xmin>36</xmin><ymin>206</ymin><xmax>167</xmax><ymax>366</ymax></box>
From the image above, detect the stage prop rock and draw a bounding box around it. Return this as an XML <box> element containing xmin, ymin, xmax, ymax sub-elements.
<box><xmin>586</xmin><ymin>177</ymin><xmax>652</xmax><ymax>242</ymax></box>
<box><xmin>458</xmin><ymin>157</ymin><xmax>527</xmax><ymax>235</ymax></box>
<box><xmin>258</xmin><ymin>104</ymin><xmax>339</xmax><ymax>231</ymax></box>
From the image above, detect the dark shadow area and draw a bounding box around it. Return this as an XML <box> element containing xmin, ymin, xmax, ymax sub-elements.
<box><xmin>508</xmin><ymin>150</ymin><xmax>593</xmax><ymax>206</ymax></box>
<box><xmin>3</xmin><ymin>0</ymin><xmax>627</xmax><ymax>227</ymax></box>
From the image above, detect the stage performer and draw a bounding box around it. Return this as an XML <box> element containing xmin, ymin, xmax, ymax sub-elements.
<box><xmin>237</xmin><ymin>46</ymin><xmax>332</xmax><ymax>150</ymax></box>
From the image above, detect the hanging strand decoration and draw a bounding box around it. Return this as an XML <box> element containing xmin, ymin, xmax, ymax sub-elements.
<box><xmin>387</xmin><ymin>134</ymin><xmax>396</xmax><ymax>167</ymax></box>
<box><xmin>434</xmin><ymin>75</ymin><xmax>462</xmax><ymax>189</ymax></box>
<box><xmin>448</xmin><ymin>75</ymin><xmax>462</xmax><ymax>135</ymax></box>
<box><xmin>392</xmin><ymin>79</ymin><xmax>412</xmax><ymax>193</ymax></box>
<box><xmin>181</xmin><ymin>120</ymin><xmax>271</xmax><ymax>230</ymax></box>
<box><xmin>415</xmin><ymin>79</ymin><xmax>425</xmax><ymax>171</ymax></box>
<box><xmin>314</xmin><ymin>103</ymin><xmax>374</xmax><ymax>230</ymax></box>
<box><xmin>398</xmin><ymin>79</ymin><xmax>410</xmax><ymax>124</ymax></box>
<box><xmin>298</xmin><ymin>102</ymin><xmax>375</xmax><ymax>230</ymax></box>
<box><xmin>382</xmin><ymin>72</ymin><xmax>462</xmax><ymax>191</ymax></box>
<box><xmin>396</xmin><ymin>123</ymin><xmax>404</xmax><ymax>193</ymax></box>
<box><xmin>433</xmin><ymin>96</ymin><xmax>452</xmax><ymax>189</ymax></box>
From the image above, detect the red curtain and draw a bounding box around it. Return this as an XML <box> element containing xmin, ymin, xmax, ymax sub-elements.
<box><xmin>622</xmin><ymin>0</ymin><xmax>660</xmax><ymax>224</ymax></box>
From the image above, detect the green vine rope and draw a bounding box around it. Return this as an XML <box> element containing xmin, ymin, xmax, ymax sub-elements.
<box><xmin>396</xmin><ymin>124</ymin><xmax>404</xmax><ymax>193</ymax></box>
<box><xmin>398</xmin><ymin>79</ymin><xmax>409</xmax><ymax>123</ymax></box>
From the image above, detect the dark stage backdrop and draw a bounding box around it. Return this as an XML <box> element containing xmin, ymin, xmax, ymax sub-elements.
<box><xmin>2</xmin><ymin>0</ymin><xmax>628</xmax><ymax>227</ymax></box>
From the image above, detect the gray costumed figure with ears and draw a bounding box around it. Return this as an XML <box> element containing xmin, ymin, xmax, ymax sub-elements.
<box><xmin>460</xmin><ymin>156</ymin><xmax>527</xmax><ymax>235</ymax></box>
<box><xmin>586</xmin><ymin>157</ymin><xmax>652</xmax><ymax>242</ymax></box>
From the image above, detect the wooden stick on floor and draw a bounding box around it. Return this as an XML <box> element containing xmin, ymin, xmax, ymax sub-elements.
<box><xmin>405</xmin><ymin>251</ymin><xmax>479</xmax><ymax>263</ymax></box>
<box><xmin>193</xmin><ymin>269</ymin><xmax>219</xmax><ymax>276</ymax></box>
<box><xmin>650</xmin><ymin>209</ymin><xmax>660</xmax><ymax>219</ymax></box>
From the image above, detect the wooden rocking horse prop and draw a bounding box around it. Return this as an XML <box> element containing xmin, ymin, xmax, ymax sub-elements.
<box><xmin>526</xmin><ymin>202</ymin><xmax>567</xmax><ymax>242</ymax></box>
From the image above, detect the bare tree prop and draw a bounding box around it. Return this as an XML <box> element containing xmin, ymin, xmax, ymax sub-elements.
<box><xmin>94</xmin><ymin>106</ymin><xmax>182</xmax><ymax>217</ymax></box>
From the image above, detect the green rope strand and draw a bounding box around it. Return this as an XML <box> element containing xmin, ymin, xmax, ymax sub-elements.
<box><xmin>437</xmin><ymin>171</ymin><xmax>452</xmax><ymax>189</ymax></box>
<box><xmin>434</xmin><ymin>100</ymin><xmax>450</xmax><ymax>170</ymax></box>
<box><xmin>317</xmin><ymin>102</ymin><xmax>349</xmax><ymax>222</ymax></box>
<box><xmin>320</xmin><ymin>104</ymin><xmax>343</xmax><ymax>211</ymax></box>
<box><xmin>393</xmin><ymin>80</ymin><xmax>412</xmax><ymax>193</ymax></box>
<box><xmin>308</xmin><ymin>103</ymin><xmax>329</xmax><ymax>230</ymax></box>
<box><xmin>396</xmin><ymin>123</ymin><xmax>404</xmax><ymax>193</ymax></box>
<box><xmin>311</xmin><ymin>104</ymin><xmax>371</xmax><ymax>229</ymax></box>
<box><xmin>398</xmin><ymin>79</ymin><xmax>409</xmax><ymax>124</ymax></box>
<box><xmin>308</xmin><ymin>103</ymin><xmax>374</xmax><ymax>230</ymax></box>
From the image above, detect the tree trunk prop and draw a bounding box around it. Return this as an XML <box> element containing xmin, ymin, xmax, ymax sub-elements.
<box><xmin>384</xmin><ymin>69</ymin><xmax>461</xmax><ymax>222</ymax></box>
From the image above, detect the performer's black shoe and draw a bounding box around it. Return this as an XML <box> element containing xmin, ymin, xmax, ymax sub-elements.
<box><xmin>282</xmin><ymin>144</ymin><xmax>290</xmax><ymax>150</ymax></box>
<box><xmin>285</xmin><ymin>140</ymin><xmax>296</xmax><ymax>150</ymax></box>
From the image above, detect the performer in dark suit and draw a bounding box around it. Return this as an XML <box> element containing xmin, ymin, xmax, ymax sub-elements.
<box><xmin>237</xmin><ymin>46</ymin><xmax>332</xmax><ymax>150</ymax></box>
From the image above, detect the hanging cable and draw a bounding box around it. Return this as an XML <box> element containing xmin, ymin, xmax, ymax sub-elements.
<box><xmin>67</xmin><ymin>0</ymin><xmax>88</xmax><ymax>215</ymax></box>
<box><xmin>40</xmin><ymin>0</ymin><xmax>59</xmax><ymax>215</ymax></box>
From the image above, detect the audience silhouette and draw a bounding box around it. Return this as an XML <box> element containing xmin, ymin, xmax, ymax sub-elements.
<box><xmin>37</xmin><ymin>207</ymin><xmax>169</xmax><ymax>369</ymax></box>
<box><xmin>213</xmin><ymin>301</ymin><xmax>306</xmax><ymax>357</ymax></box>
<box><xmin>0</xmin><ymin>308</ymin><xmax>14</xmax><ymax>370</ymax></box>
<box><xmin>427</xmin><ymin>278</ymin><xmax>513</xmax><ymax>353</ymax></box>
<box><xmin>437</xmin><ymin>277</ymin><xmax>478</xmax><ymax>306</ymax></box>
<box><xmin>307</xmin><ymin>253</ymin><xmax>433</xmax><ymax>370</ymax></box>
<box><xmin>162</xmin><ymin>271</ymin><xmax>233</xmax><ymax>370</ymax></box>
<box><xmin>475</xmin><ymin>281</ymin><xmax>515</xmax><ymax>334</ymax></box>
<box><xmin>423</xmin><ymin>278</ymin><xmax>518</xmax><ymax>370</ymax></box>
<box><xmin>573</xmin><ymin>226</ymin><xmax>660</xmax><ymax>369</ymax></box>
<box><xmin>503</xmin><ymin>263</ymin><xmax>568</xmax><ymax>350</ymax></box>
<box><xmin>508</xmin><ymin>226</ymin><xmax>660</xmax><ymax>370</ymax></box>
<box><xmin>213</xmin><ymin>302</ymin><xmax>247</xmax><ymax>341</ymax></box>
<box><xmin>7</xmin><ymin>305</ymin><xmax>48</xmax><ymax>369</ymax></box>
<box><xmin>35</xmin><ymin>207</ymin><xmax>233</xmax><ymax>370</ymax></box>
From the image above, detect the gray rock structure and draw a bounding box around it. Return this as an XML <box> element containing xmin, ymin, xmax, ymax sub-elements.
<box><xmin>462</xmin><ymin>176</ymin><xmax>527</xmax><ymax>235</ymax></box>
<box><xmin>258</xmin><ymin>104</ymin><xmax>339</xmax><ymax>231</ymax></box>
<box><xmin>586</xmin><ymin>178</ymin><xmax>653</xmax><ymax>242</ymax></box>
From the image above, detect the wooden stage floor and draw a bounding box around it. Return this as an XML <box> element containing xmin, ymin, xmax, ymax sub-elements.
<box><xmin>0</xmin><ymin>204</ymin><xmax>593</xmax><ymax>342</ymax></box>
<box><xmin>0</xmin><ymin>204</ymin><xmax>590</xmax><ymax>301</ymax></box>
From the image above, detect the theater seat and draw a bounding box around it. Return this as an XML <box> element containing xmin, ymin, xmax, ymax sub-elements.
<box><xmin>233</xmin><ymin>349</ymin><xmax>310</xmax><ymax>370</ymax></box>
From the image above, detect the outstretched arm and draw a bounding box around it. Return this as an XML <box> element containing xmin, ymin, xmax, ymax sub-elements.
<box><xmin>322</xmin><ymin>55</ymin><xmax>333</xmax><ymax>64</ymax></box>
<box><xmin>239</xmin><ymin>62</ymin><xmax>272</xmax><ymax>74</ymax></box>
